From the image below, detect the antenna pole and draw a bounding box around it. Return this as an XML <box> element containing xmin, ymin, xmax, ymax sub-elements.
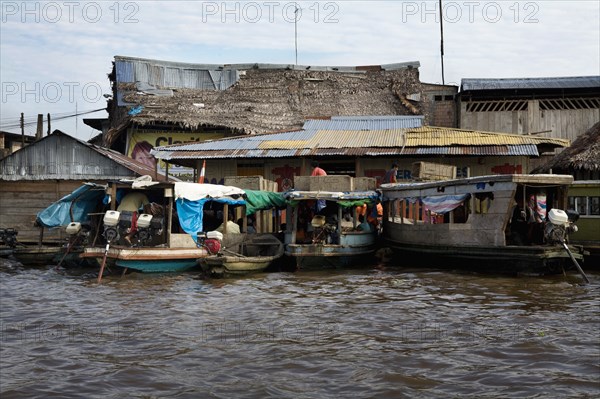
<box><xmin>294</xmin><ymin>6</ymin><xmax>299</xmax><ymax>65</ymax></box>
<box><xmin>439</xmin><ymin>0</ymin><xmax>445</xmax><ymax>85</ymax></box>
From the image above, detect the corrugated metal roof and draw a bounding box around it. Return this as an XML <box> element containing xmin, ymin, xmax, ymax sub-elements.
<box><xmin>115</xmin><ymin>59</ymin><xmax>240</xmax><ymax>91</ymax></box>
<box><xmin>303</xmin><ymin>116</ymin><xmax>423</xmax><ymax>130</ymax></box>
<box><xmin>403</xmin><ymin>127</ymin><xmax>568</xmax><ymax>147</ymax></box>
<box><xmin>151</xmin><ymin>126</ymin><xmax>566</xmax><ymax>161</ymax></box>
<box><xmin>0</xmin><ymin>131</ymin><xmax>172</xmax><ymax>181</ymax></box>
<box><xmin>152</xmin><ymin>144</ymin><xmax>539</xmax><ymax>160</ymax></box>
<box><xmin>114</xmin><ymin>56</ymin><xmax>420</xmax><ymax>74</ymax></box>
<box><xmin>461</xmin><ymin>76</ymin><xmax>600</xmax><ymax>91</ymax></box>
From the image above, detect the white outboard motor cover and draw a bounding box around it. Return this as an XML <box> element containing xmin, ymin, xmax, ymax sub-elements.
<box><xmin>206</xmin><ymin>231</ymin><xmax>224</xmax><ymax>241</ymax></box>
<box><xmin>137</xmin><ymin>214</ymin><xmax>153</xmax><ymax>229</ymax></box>
<box><xmin>66</xmin><ymin>222</ymin><xmax>81</xmax><ymax>235</ymax></box>
<box><xmin>548</xmin><ymin>209</ymin><xmax>568</xmax><ymax>226</ymax></box>
<box><xmin>103</xmin><ymin>210</ymin><xmax>121</xmax><ymax>227</ymax></box>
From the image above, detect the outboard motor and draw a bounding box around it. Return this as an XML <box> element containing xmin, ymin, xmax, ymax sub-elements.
<box><xmin>103</xmin><ymin>210</ymin><xmax>121</xmax><ymax>243</ymax></box>
<box><xmin>0</xmin><ymin>228</ymin><xmax>18</xmax><ymax>248</ymax></box>
<box><xmin>544</xmin><ymin>209</ymin><xmax>578</xmax><ymax>245</ymax></box>
<box><xmin>197</xmin><ymin>231</ymin><xmax>223</xmax><ymax>255</ymax></box>
<box><xmin>136</xmin><ymin>214</ymin><xmax>164</xmax><ymax>245</ymax></box>
<box><xmin>311</xmin><ymin>215</ymin><xmax>338</xmax><ymax>244</ymax></box>
<box><xmin>65</xmin><ymin>221</ymin><xmax>92</xmax><ymax>245</ymax></box>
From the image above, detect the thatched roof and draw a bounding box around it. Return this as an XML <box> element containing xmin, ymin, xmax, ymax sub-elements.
<box><xmin>534</xmin><ymin>122</ymin><xmax>600</xmax><ymax>172</ymax></box>
<box><xmin>107</xmin><ymin>58</ymin><xmax>424</xmax><ymax>146</ymax></box>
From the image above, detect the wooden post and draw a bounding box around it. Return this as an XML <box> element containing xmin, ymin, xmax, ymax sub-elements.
<box><xmin>36</xmin><ymin>114</ymin><xmax>43</xmax><ymax>140</ymax></box>
<box><xmin>352</xmin><ymin>207</ymin><xmax>357</xmax><ymax>229</ymax></box>
<box><xmin>242</xmin><ymin>205</ymin><xmax>248</xmax><ymax>233</ymax></box>
<box><xmin>47</xmin><ymin>113</ymin><xmax>51</xmax><ymax>135</ymax></box>
<box><xmin>275</xmin><ymin>210</ymin><xmax>281</xmax><ymax>232</ymax></box>
<box><xmin>167</xmin><ymin>195</ymin><xmax>173</xmax><ymax>248</ymax></box>
<box><xmin>165</xmin><ymin>162</ymin><xmax>169</xmax><ymax>182</ymax></box>
<box><xmin>20</xmin><ymin>113</ymin><xmax>24</xmax><ymax>147</ymax></box>
<box><xmin>223</xmin><ymin>204</ymin><xmax>229</xmax><ymax>234</ymax></box>
<box><xmin>290</xmin><ymin>206</ymin><xmax>297</xmax><ymax>244</ymax></box>
<box><xmin>256</xmin><ymin>210</ymin><xmax>262</xmax><ymax>233</ymax></box>
<box><xmin>110</xmin><ymin>184</ymin><xmax>117</xmax><ymax>211</ymax></box>
<box><xmin>337</xmin><ymin>206</ymin><xmax>342</xmax><ymax>237</ymax></box>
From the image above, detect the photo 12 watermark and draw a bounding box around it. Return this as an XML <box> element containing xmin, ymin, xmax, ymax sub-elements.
<box><xmin>198</xmin><ymin>1</ymin><xmax>340</xmax><ymax>23</ymax></box>
<box><xmin>1</xmin><ymin>1</ymin><xmax>140</xmax><ymax>23</ymax></box>
<box><xmin>1</xmin><ymin>81</ymin><xmax>104</xmax><ymax>104</ymax></box>
<box><xmin>400</xmin><ymin>1</ymin><xmax>540</xmax><ymax>23</ymax></box>
<box><xmin>1</xmin><ymin>321</ymin><xmax>140</xmax><ymax>344</ymax></box>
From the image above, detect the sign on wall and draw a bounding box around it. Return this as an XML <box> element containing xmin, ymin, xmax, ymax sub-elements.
<box><xmin>127</xmin><ymin>130</ymin><xmax>224</xmax><ymax>177</ymax></box>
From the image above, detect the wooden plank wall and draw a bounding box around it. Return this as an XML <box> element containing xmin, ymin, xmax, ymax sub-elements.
<box><xmin>460</xmin><ymin>101</ymin><xmax>599</xmax><ymax>139</ymax></box>
<box><xmin>0</xmin><ymin>180</ymin><xmax>84</xmax><ymax>243</ymax></box>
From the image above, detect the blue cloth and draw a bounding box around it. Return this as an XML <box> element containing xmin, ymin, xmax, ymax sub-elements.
<box><xmin>128</xmin><ymin>105</ymin><xmax>144</xmax><ymax>116</ymax></box>
<box><xmin>36</xmin><ymin>184</ymin><xmax>105</xmax><ymax>228</ymax></box>
<box><xmin>176</xmin><ymin>197</ymin><xmax>246</xmax><ymax>242</ymax></box>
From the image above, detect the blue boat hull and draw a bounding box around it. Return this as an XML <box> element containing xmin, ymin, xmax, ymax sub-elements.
<box><xmin>115</xmin><ymin>259</ymin><xmax>200</xmax><ymax>273</ymax></box>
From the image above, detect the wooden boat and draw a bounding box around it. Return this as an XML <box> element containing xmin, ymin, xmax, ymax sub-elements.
<box><xmin>282</xmin><ymin>190</ymin><xmax>381</xmax><ymax>269</ymax></box>
<box><xmin>201</xmin><ymin>233</ymin><xmax>284</xmax><ymax>275</ymax></box>
<box><xmin>80</xmin><ymin>180</ymin><xmax>246</xmax><ymax>277</ymax></box>
<box><xmin>380</xmin><ymin>174</ymin><xmax>587</xmax><ymax>276</ymax></box>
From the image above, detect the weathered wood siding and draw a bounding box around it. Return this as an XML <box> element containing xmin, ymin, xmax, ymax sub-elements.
<box><xmin>0</xmin><ymin>181</ymin><xmax>87</xmax><ymax>243</ymax></box>
<box><xmin>384</xmin><ymin>182</ymin><xmax>517</xmax><ymax>247</ymax></box>
<box><xmin>460</xmin><ymin>100</ymin><xmax>600</xmax><ymax>141</ymax></box>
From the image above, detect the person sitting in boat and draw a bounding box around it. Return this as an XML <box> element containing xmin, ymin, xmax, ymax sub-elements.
<box><xmin>509</xmin><ymin>197</ymin><xmax>533</xmax><ymax>245</ymax></box>
<box><xmin>356</xmin><ymin>214</ymin><xmax>373</xmax><ymax>232</ymax></box>
<box><xmin>216</xmin><ymin>213</ymin><xmax>241</xmax><ymax>234</ymax></box>
<box><xmin>117</xmin><ymin>191</ymin><xmax>150</xmax><ymax>245</ymax></box>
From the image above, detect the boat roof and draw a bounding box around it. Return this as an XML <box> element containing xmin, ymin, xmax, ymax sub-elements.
<box><xmin>379</xmin><ymin>174</ymin><xmax>574</xmax><ymax>191</ymax></box>
<box><xmin>284</xmin><ymin>190</ymin><xmax>380</xmax><ymax>202</ymax></box>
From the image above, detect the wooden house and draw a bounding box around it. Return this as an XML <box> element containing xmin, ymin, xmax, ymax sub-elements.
<box><xmin>150</xmin><ymin>117</ymin><xmax>570</xmax><ymax>190</ymax></box>
<box><xmin>458</xmin><ymin>76</ymin><xmax>599</xmax><ymax>140</ymax></box>
<box><xmin>102</xmin><ymin>56</ymin><xmax>424</xmax><ymax>177</ymax></box>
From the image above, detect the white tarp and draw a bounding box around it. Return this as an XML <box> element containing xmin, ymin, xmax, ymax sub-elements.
<box><xmin>174</xmin><ymin>182</ymin><xmax>245</xmax><ymax>201</ymax></box>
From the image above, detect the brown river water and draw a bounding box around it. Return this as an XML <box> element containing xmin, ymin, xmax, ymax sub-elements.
<box><xmin>1</xmin><ymin>257</ymin><xmax>599</xmax><ymax>398</ymax></box>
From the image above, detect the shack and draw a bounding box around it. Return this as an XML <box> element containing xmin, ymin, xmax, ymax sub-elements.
<box><xmin>102</xmin><ymin>56</ymin><xmax>424</xmax><ymax>178</ymax></box>
<box><xmin>150</xmin><ymin>116</ymin><xmax>570</xmax><ymax>190</ymax></box>
<box><xmin>0</xmin><ymin>130</ymin><xmax>171</xmax><ymax>243</ymax></box>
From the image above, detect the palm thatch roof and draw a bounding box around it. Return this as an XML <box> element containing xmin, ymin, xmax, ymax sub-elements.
<box><xmin>534</xmin><ymin>122</ymin><xmax>600</xmax><ymax>172</ymax></box>
<box><xmin>106</xmin><ymin>58</ymin><xmax>423</xmax><ymax>147</ymax></box>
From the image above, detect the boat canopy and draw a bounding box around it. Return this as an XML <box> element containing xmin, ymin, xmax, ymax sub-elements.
<box><xmin>283</xmin><ymin>190</ymin><xmax>381</xmax><ymax>208</ymax></box>
<box><xmin>35</xmin><ymin>183</ymin><xmax>107</xmax><ymax>228</ymax></box>
<box><xmin>174</xmin><ymin>182</ymin><xmax>247</xmax><ymax>240</ymax></box>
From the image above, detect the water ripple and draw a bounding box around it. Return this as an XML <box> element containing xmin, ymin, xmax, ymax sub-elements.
<box><xmin>1</xmin><ymin>261</ymin><xmax>599</xmax><ymax>398</ymax></box>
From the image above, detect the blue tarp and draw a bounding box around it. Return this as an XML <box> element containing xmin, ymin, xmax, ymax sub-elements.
<box><xmin>176</xmin><ymin>197</ymin><xmax>246</xmax><ymax>242</ymax></box>
<box><xmin>36</xmin><ymin>183</ymin><xmax>107</xmax><ymax>228</ymax></box>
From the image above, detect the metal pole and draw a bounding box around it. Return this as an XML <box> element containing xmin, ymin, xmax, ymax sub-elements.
<box><xmin>439</xmin><ymin>0</ymin><xmax>445</xmax><ymax>85</ymax></box>
<box><xmin>294</xmin><ymin>6</ymin><xmax>299</xmax><ymax>65</ymax></box>
<box><xmin>562</xmin><ymin>242</ymin><xmax>589</xmax><ymax>284</ymax></box>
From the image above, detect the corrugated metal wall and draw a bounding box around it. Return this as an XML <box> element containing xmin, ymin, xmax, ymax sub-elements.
<box><xmin>0</xmin><ymin>135</ymin><xmax>136</xmax><ymax>181</ymax></box>
<box><xmin>115</xmin><ymin>60</ymin><xmax>239</xmax><ymax>90</ymax></box>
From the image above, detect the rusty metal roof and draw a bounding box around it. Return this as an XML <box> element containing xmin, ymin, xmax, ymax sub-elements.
<box><xmin>152</xmin><ymin>145</ymin><xmax>541</xmax><ymax>159</ymax></box>
<box><xmin>151</xmin><ymin>125</ymin><xmax>568</xmax><ymax>161</ymax></box>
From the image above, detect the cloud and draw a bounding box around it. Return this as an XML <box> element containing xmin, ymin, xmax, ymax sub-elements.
<box><xmin>1</xmin><ymin>0</ymin><xmax>598</xmax><ymax>140</ymax></box>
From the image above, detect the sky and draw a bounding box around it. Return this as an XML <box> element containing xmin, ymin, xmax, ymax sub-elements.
<box><xmin>1</xmin><ymin>0</ymin><xmax>599</xmax><ymax>141</ymax></box>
